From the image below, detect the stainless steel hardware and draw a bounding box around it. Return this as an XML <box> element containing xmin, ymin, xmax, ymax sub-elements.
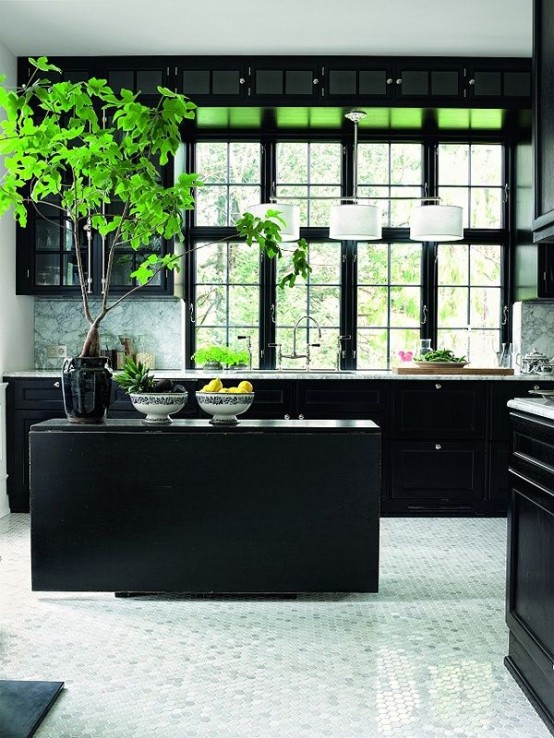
<box><xmin>239</xmin><ymin>78</ymin><xmax>246</xmax><ymax>85</ymax></box>
<box><xmin>396</xmin><ymin>78</ymin><xmax>402</xmax><ymax>85</ymax></box>
<box><xmin>502</xmin><ymin>305</ymin><xmax>509</xmax><ymax>326</ymax></box>
<box><xmin>435</xmin><ymin>383</ymin><xmax>442</xmax><ymax>389</ymax></box>
<box><xmin>284</xmin><ymin>413</ymin><xmax>290</xmax><ymax>420</ymax></box>
<box><xmin>313</xmin><ymin>79</ymin><xmax>319</xmax><ymax>85</ymax></box>
<box><xmin>386</xmin><ymin>78</ymin><xmax>394</xmax><ymax>85</ymax></box>
<box><xmin>189</xmin><ymin>302</ymin><xmax>195</xmax><ymax>323</ymax></box>
<box><xmin>298</xmin><ymin>414</ymin><xmax>305</xmax><ymax>420</ymax></box>
<box><xmin>534</xmin><ymin>384</ymin><xmax>541</xmax><ymax>390</ymax></box>
<box><xmin>421</xmin><ymin>305</ymin><xmax>428</xmax><ymax>325</ymax></box>
<box><xmin>268</xmin><ymin>342</ymin><xmax>283</xmax><ymax>368</ymax></box>
<box><xmin>270</xmin><ymin>303</ymin><xmax>276</xmax><ymax>324</ymax></box>
<box><xmin>469</xmin><ymin>79</ymin><xmax>476</xmax><ymax>86</ymax></box>
<box><xmin>53</xmin><ymin>381</ymin><xmax>60</xmax><ymax>388</ymax></box>
<box><xmin>435</xmin><ymin>443</ymin><xmax>442</xmax><ymax>450</ymax></box>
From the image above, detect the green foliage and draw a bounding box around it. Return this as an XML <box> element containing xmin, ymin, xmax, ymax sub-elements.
<box><xmin>0</xmin><ymin>58</ymin><xmax>310</xmax><ymax>358</ymax></box>
<box><xmin>115</xmin><ymin>357</ymin><xmax>157</xmax><ymax>393</ymax></box>
<box><xmin>191</xmin><ymin>345</ymin><xmax>250</xmax><ymax>368</ymax></box>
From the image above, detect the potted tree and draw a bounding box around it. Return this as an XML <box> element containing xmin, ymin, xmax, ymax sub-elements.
<box><xmin>0</xmin><ymin>57</ymin><xmax>309</xmax><ymax>423</ymax></box>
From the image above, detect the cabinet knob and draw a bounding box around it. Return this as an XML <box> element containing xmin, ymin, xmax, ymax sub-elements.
<box><xmin>386</xmin><ymin>78</ymin><xmax>394</xmax><ymax>85</ymax></box>
<box><xmin>468</xmin><ymin>79</ymin><xmax>476</xmax><ymax>86</ymax></box>
<box><xmin>284</xmin><ymin>413</ymin><xmax>290</xmax><ymax>420</ymax></box>
<box><xmin>435</xmin><ymin>383</ymin><xmax>442</xmax><ymax>389</ymax></box>
<box><xmin>396</xmin><ymin>78</ymin><xmax>402</xmax><ymax>85</ymax></box>
<box><xmin>298</xmin><ymin>413</ymin><xmax>305</xmax><ymax>420</ymax></box>
<box><xmin>435</xmin><ymin>443</ymin><xmax>442</xmax><ymax>450</ymax></box>
<box><xmin>534</xmin><ymin>384</ymin><xmax>540</xmax><ymax>390</ymax></box>
<box><xmin>313</xmin><ymin>78</ymin><xmax>319</xmax><ymax>85</ymax></box>
<box><xmin>53</xmin><ymin>381</ymin><xmax>60</xmax><ymax>388</ymax></box>
<box><xmin>239</xmin><ymin>78</ymin><xmax>246</xmax><ymax>85</ymax></box>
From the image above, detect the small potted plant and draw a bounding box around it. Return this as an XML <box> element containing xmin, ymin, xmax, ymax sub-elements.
<box><xmin>191</xmin><ymin>345</ymin><xmax>250</xmax><ymax>371</ymax></box>
<box><xmin>115</xmin><ymin>357</ymin><xmax>187</xmax><ymax>424</ymax></box>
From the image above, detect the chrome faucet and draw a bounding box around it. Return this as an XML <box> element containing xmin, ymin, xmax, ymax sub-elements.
<box><xmin>282</xmin><ymin>315</ymin><xmax>322</xmax><ymax>367</ymax></box>
<box><xmin>237</xmin><ymin>335</ymin><xmax>252</xmax><ymax>369</ymax></box>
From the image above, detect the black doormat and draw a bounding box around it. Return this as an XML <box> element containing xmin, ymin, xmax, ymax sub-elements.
<box><xmin>0</xmin><ymin>681</ymin><xmax>64</xmax><ymax>738</ymax></box>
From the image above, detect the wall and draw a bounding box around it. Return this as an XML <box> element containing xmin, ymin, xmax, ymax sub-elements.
<box><xmin>513</xmin><ymin>301</ymin><xmax>554</xmax><ymax>362</ymax></box>
<box><xmin>0</xmin><ymin>40</ymin><xmax>34</xmax><ymax>516</ymax></box>
<box><xmin>34</xmin><ymin>298</ymin><xmax>184</xmax><ymax>370</ymax></box>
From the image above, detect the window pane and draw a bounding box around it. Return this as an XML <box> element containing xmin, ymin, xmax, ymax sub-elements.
<box><xmin>309</xmin><ymin>286</ymin><xmax>340</xmax><ymax>325</ymax></box>
<box><xmin>438</xmin><ymin>187</ymin><xmax>470</xmax><ymax>228</ymax></box>
<box><xmin>308</xmin><ymin>242</ymin><xmax>341</xmax><ymax>283</ymax></box>
<box><xmin>196</xmin><ymin>186</ymin><xmax>228</xmax><ymax>226</ymax></box>
<box><xmin>196</xmin><ymin>284</ymin><xmax>227</xmax><ymax>325</ymax></box>
<box><xmin>358</xmin><ymin>144</ymin><xmax>389</xmax><ymax>183</ymax></box>
<box><xmin>196</xmin><ymin>242</ymin><xmax>227</xmax><ymax>283</ymax></box>
<box><xmin>310</xmin><ymin>143</ymin><xmax>341</xmax><ymax>184</ymax></box>
<box><xmin>390</xmin><ymin>328</ymin><xmax>421</xmax><ymax>363</ymax></box>
<box><xmin>229</xmin><ymin>143</ymin><xmax>260</xmax><ymax>184</ymax></box>
<box><xmin>471</xmin><ymin>244</ymin><xmax>502</xmax><ymax>286</ymax></box>
<box><xmin>470</xmin><ymin>144</ymin><xmax>503</xmax><ymax>186</ymax></box>
<box><xmin>390</xmin><ymin>186</ymin><xmax>422</xmax><ymax>227</ymax></box>
<box><xmin>358</xmin><ymin>286</ymin><xmax>388</xmax><ymax>326</ymax></box>
<box><xmin>438</xmin><ymin>144</ymin><xmax>469</xmax><ymax>186</ymax></box>
<box><xmin>195</xmin><ymin>327</ymin><xmax>227</xmax><ymax>350</ymax></box>
<box><xmin>471</xmin><ymin>188</ymin><xmax>502</xmax><ymax>228</ymax></box>
<box><xmin>438</xmin><ymin>286</ymin><xmax>469</xmax><ymax>327</ymax></box>
<box><xmin>356</xmin><ymin>329</ymin><xmax>387</xmax><ymax>369</ymax></box>
<box><xmin>358</xmin><ymin>243</ymin><xmax>388</xmax><ymax>284</ymax></box>
<box><xmin>276</xmin><ymin>142</ymin><xmax>308</xmax><ymax>183</ymax></box>
<box><xmin>390</xmin><ymin>144</ymin><xmax>422</xmax><ymax>185</ymax></box>
<box><xmin>438</xmin><ymin>244</ymin><xmax>469</xmax><ymax>285</ymax></box>
<box><xmin>436</xmin><ymin>329</ymin><xmax>469</xmax><ymax>357</ymax></box>
<box><xmin>196</xmin><ymin>142</ymin><xmax>227</xmax><ymax>183</ymax></box>
<box><xmin>309</xmin><ymin>185</ymin><xmax>341</xmax><ymax>227</ymax></box>
<box><xmin>470</xmin><ymin>287</ymin><xmax>501</xmax><ymax>328</ymax></box>
<box><xmin>390</xmin><ymin>243</ymin><xmax>422</xmax><ymax>285</ymax></box>
<box><xmin>229</xmin><ymin>185</ymin><xmax>261</xmax><ymax>224</ymax></box>
<box><xmin>276</xmin><ymin>284</ymin><xmax>308</xmax><ymax>325</ymax></box>
<box><xmin>229</xmin><ymin>243</ymin><xmax>258</xmax><ymax>284</ymax></box>
<box><xmin>229</xmin><ymin>285</ymin><xmax>259</xmax><ymax>325</ymax></box>
<box><xmin>390</xmin><ymin>286</ymin><xmax>421</xmax><ymax>326</ymax></box>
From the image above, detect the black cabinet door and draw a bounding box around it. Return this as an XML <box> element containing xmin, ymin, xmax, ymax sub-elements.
<box><xmin>490</xmin><ymin>381</ymin><xmax>544</xmax><ymax>441</ymax></box>
<box><xmin>8</xmin><ymin>409</ymin><xmax>66</xmax><ymax>512</ymax></box>
<box><xmin>180</xmin><ymin>64</ymin><xmax>248</xmax><ymax>101</ymax></box>
<box><xmin>392</xmin><ymin>381</ymin><xmax>486</xmax><ymax>439</ymax></box>
<box><xmin>467</xmin><ymin>63</ymin><xmax>531</xmax><ymax>105</ymax></box>
<box><xmin>253</xmin><ymin>63</ymin><xmax>320</xmax><ymax>100</ymax></box>
<box><xmin>395</xmin><ymin>64</ymin><xmax>462</xmax><ymax>101</ymax></box>
<box><xmin>489</xmin><ymin>442</ymin><xmax>510</xmax><ymax>504</ymax></box>
<box><xmin>533</xmin><ymin>0</ymin><xmax>554</xmax><ymax>235</ymax></box>
<box><xmin>324</xmin><ymin>62</ymin><xmax>394</xmax><ymax>101</ymax></box>
<box><xmin>10</xmin><ymin>378</ymin><xmax>65</xmax><ymax>411</ymax></box>
<box><xmin>391</xmin><ymin>440</ymin><xmax>485</xmax><ymax>502</ymax></box>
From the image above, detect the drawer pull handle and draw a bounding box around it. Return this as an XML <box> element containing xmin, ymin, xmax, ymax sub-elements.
<box><xmin>53</xmin><ymin>381</ymin><xmax>60</xmax><ymax>388</ymax></box>
<box><xmin>435</xmin><ymin>443</ymin><xmax>442</xmax><ymax>450</ymax></box>
<box><xmin>298</xmin><ymin>413</ymin><xmax>305</xmax><ymax>420</ymax></box>
<box><xmin>435</xmin><ymin>383</ymin><xmax>442</xmax><ymax>389</ymax></box>
<box><xmin>534</xmin><ymin>384</ymin><xmax>540</xmax><ymax>390</ymax></box>
<box><xmin>284</xmin><ymin>414</ymin><xmax>290</xmax><ymax>420</ymax></box>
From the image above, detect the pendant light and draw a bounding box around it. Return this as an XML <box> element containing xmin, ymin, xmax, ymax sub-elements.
<box><xmin>409</xmin><ymin>203</ymin><xmax>464</xmax><ymax>242</ymax></box>
<box><xmin>329</xmin><ymin>110</ymin><xmax>382</xmax><ymax>241</ymax></box>
<box><xmin>248</xmin><ymin>202</ymin><xmax>300</xmax><ymax>242</ymax></box>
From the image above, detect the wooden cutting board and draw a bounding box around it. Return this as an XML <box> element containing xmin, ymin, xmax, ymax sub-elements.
<box><xmin>392</xmin><ymin>366</ymin><xmax>515</xmax><ymax>375</ymax></box>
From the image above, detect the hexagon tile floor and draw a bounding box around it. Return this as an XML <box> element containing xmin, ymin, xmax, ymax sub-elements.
<box><xmin>0</xmin><ymin>514</ymin><xmax>550</xmax><ymax>738</ymax></box>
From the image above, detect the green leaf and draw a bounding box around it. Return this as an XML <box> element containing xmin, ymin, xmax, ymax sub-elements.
<box><xmin>29</xmin><ymin>56</ymin><xmax>62</xmax><ymax>73</ymax></box>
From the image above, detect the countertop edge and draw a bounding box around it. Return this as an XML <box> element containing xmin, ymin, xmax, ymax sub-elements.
<box><xmin>508</xmin><ymin>397</ymin><xmax>554</xmax><ymax>421</ymax></box>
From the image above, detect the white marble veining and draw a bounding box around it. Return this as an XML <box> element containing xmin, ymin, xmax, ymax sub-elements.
<box><xmin>34</xmin><ymin>298</ymin><xmax>183</xmax><ymax>370</ymax></box>
<box><xmin>513</xmin><ymin>301</ymin><xmax>554</xmax><ymax>364</ymax></box>
<box><xmin>0</xmin><ymin>515</ymin><xmax>550</xmax><ymax>738</ymax></box>
<box><xmin>508</xmin><ymin>396</ymin><xmax>554</xmax><ymax>421</ymax></box>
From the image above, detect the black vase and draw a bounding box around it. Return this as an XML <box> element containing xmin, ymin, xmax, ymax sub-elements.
<box><xmin>61</xmin><ymin>356</ymin><xmax>113</xmax><ymax>424</ymax></box>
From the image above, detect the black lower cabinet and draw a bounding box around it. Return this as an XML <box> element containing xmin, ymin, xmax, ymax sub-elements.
<box><xmin>4</xmin><ymin>374</ymin><xmax>534</xmax><ymax>515</ymax></box>
<box><xmin>389</xmin><ymin>441</ymin><xmax>485</xmax><ymax>514</ymax></box>
<box><xmin>505</xmin><ymin>410</ymin><xmax>554</xmax><ymax>734</ymax></box>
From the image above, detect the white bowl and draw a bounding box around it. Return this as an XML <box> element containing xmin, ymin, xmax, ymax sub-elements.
<box><xmin>130</xmin><ymin>392</ymin><xmax>188</xmax><ymax>424</ymax></box>
<box><xmin>196</xmin><ymin>392</ymin><xmax>254</xmax><ymax>425</ymax></box>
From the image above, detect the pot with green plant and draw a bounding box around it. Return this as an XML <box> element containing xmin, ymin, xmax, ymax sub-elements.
<box><xmin>115</xmin><ymin>357</ymin><xmax>187</xmax><ymax>424</ymax></box>
<box><xmin>0</xmin><ymin>57</ymin><xmax>310</xmax><ymax>423</ymax></box>
<box><xmin>192</xmin><ymin>345</ymin><xmax>250</xmax><ymax>371</ymax></box>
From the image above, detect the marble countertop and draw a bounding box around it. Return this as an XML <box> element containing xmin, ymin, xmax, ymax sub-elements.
<box><xmin>508</xmin><ymin>396</ymin><xmax>554</xmax><ymax>421</ymax></box>
<box><xmin>5</xmin><ymin>369</ymin><xmax>554</xmax><ymax>381</ymax></box>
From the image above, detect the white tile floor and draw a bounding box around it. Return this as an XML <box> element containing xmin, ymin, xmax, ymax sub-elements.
<box><xmin>0</xmin><ymin>514</ymin><xmax>550</xmax><ymax>738</ymax></box>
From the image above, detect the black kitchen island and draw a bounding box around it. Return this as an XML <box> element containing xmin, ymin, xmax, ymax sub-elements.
<box><xmin>30</xmin><ymin>418</ymin><xmax>380</xmax><ymax>594</ymax></box>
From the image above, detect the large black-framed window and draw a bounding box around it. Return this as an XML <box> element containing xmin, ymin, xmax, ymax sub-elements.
<box><xmin>184</xmin><ymin>133</ymin><xmax>510</xmax><ymax>370</ymax></box>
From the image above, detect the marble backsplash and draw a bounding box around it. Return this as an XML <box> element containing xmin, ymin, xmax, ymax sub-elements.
<box><xmin>512</xmin><ymin>300</ymin><xmax>554</xmax><ymax>362</ymax></box>
<box><xmin>34</xmin><ymin>297</ymin><xmax>184</xmax><ymax>370</ymax></box>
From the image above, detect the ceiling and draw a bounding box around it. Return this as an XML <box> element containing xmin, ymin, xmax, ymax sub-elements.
<box><xmin>0</xmin><ymin>0</ymin><xmax>532</xmax><ymax>58</ymax></box>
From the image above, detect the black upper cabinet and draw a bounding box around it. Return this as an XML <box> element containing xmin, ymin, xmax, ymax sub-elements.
<box><xmin>533</xmin><ymin>0</ymin><xmax>554</xmax><ymax>240</ymax></box>
<box><xmin>467</xmin><ymin>61</ymin><xmax>531</xmax><ymax>103</ymax></box>
<box><xmin>181</xmin><ymin>65</ymin><xmax>248</xmax><ymax>99</ymax></box>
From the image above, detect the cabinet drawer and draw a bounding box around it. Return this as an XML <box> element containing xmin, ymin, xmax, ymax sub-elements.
<box><xmin>392</xmin><ymin>381</ymin><xmax>486</xmax><ymax>439</ymax></box>
<box><xmin>391</xmin><ymin>440</ymin><xmax>485</xmax><ymax>500</ymax></box>
<box><xmin>10</xmin><ymin>379</ymin><xmax>65</xmax><ymax>410</ymax></box>
<box><xmin>297</xmin><ymin>380</ymin><xmax>390</xmax><ymax>419</ymax></box>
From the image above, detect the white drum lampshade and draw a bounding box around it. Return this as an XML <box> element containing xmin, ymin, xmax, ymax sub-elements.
<box><xmin>248</xmin><ymin>203</ymin><xmax>300</xmax><ymax>242</ymax></box>
<box><xmin>409</xmin><ymin>205</ymin><xmax>464</xmax><ymax>242</ymax></box>
<box><xmin>329</xmin><ymin>204</ymin><xmax>382</xmax><ymax>241</ymax></box>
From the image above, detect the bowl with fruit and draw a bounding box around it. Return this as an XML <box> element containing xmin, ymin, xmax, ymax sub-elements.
<box><xmin>115</xmin><ymin>357</ymin><xmax>188</xmax><ymax>424</ymax></box>
<box><xmin>196</xmin><ymin>378</ymin><xmax>254</xmax><ymax>425</ymax></box>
